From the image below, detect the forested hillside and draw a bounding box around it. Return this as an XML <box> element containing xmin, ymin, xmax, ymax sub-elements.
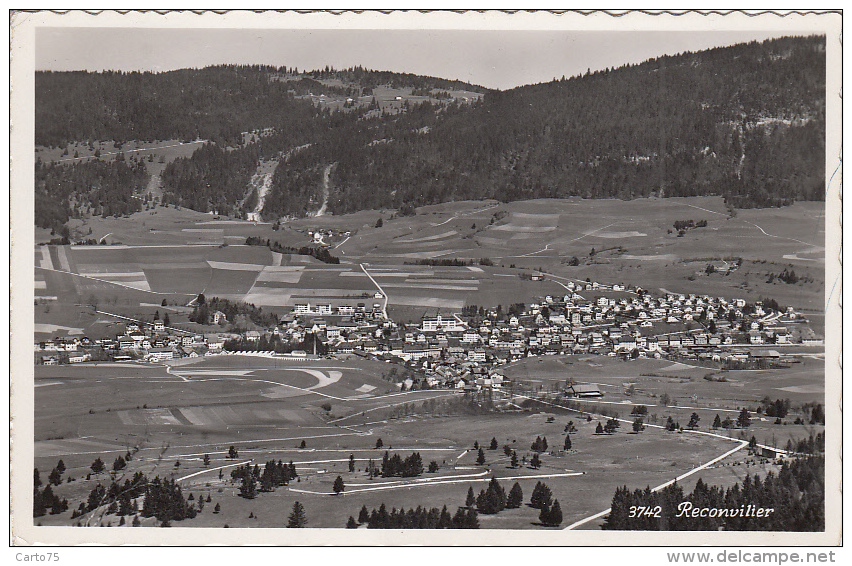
<box><xmin>314</xmin><ymin>35</ymin><xmax>825</xmax><ymax>213</ymax></box>
<box><xmin>36</xmin><ymin>66</ymin><xmax>309</xmax><ymax>147</ymax></box>
<box><xmin>35</xmin><ymin>158</ymin><xmax>148</xmax><ymax>229</ymax></box>
<box><xmin>35</xmin><ymin>36</ymin><xmax>826</xmax><ymax>226</ymax></box>
<box><xmin>35</xmin><ymin>65</ymin><xmax>486</xmax><ymax>148</ymax></box>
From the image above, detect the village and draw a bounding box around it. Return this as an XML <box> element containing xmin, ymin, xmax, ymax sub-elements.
<box><xmin>34</xmin><ymin>276</ymin><xmax>822</xmax><ymax>394</ymax></box>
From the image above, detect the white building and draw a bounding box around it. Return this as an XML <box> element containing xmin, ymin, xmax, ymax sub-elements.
<box><xmin>421</xmin><ymin>313</ymin><xmax>463</xmax><ymax>332</ymax></box>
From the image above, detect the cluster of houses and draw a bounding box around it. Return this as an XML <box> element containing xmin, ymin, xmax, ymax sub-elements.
<box><xmin>35</xmin><ymin>284</ymin><xmax>818</xmax><ymax>379</ymax></box>
<box><xmin>34</xmin><ymin>316</ymin><xmax>223</xmax><ymax>365</ymax></box>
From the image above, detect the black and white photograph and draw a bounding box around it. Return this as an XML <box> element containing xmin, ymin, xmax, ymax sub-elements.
<box><xmin>9</xmin><ymin>9</ymin><xmax>842</xmax><ymax>549</ymax></box>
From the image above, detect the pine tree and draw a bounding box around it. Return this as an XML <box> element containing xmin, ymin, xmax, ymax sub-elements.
<box><xmin>539</xmin><ymin>502</ymin><xmax>552</xmax><ymax>525</ymax></box>
<box><xmin>564</xmin><ymin>435</ymin><xmax>572</xmax><ymax>451</ymax></box>
<box><xmin>489</xmin><ymin>437</ymin><xmax>498</xmax><ymax>450</ymax></box>
<box><xmin>132</xmin><ymin>515</ymin><xmax>141</xmax><ymax>526</ymax></box>
<box><xmin>605</xmin><ymin>418</ymin><xmax>620</xmax><ymax>434</ymax></box>
<box><xmin>287</xmin><ymin>501</ymin><xmax>307</xmax><ymax>528</ymax></box>
<box><xmin>713</xmin><ymin>414</ymin><xmax>722</xmax><ymax>429</ymax></box>
<box><xmin>737</xmin><ymin>408</ymin><xmax>751</xmax><ymax>428</ymax></box>
<box><xmin>56</xmin><ymin>460</ymin><xmax>66</xmax><ymax>474</ymax></box>
<box><xmin>203</xmin><ymin>454</ymin><xmax>210</xmax><ymax>467</ymax></box>
<box><xmin>465</xmin><ymin>508</ymin><xmax>479</xmax><ymax>529</ymax></box>
<box><xmin>375</xmin><ymin>438</ymin><xmax>383</xmax><ymax>449</ymax></box>
<box><xmin>34</xmin><ymin>468</ymin><xmax>41</xmax><ymax>489</ymax></box>
<box><xmin>507</xmin><ymin>482</ymin><xmax>523</xmax><ymax>509</ymax></box>
<box><xmin>465</xmin><ymin>486</ymin><xmax>476</xmax><ymax>508</ymax></box>
<box><xmin>438</xmin><ymin>505</ymin><xmax>453</xmax><ymax>528</ymax></box>
<box><xmin>595</xmin><ymin>422</ymin><xmax>604</xmax><ymax>434</ymax></box>
<box><xmin>452</xmin><ymin>506</ymin><xmax>467</xmax><ymax>528</ymax></box>
<box><xmin>48</xmin><ymin>467</ymin><xmax>62</xmax><ymax>486</ymax></box>
<box><xmin>90</xmin><ymin>457</ymin><xmax>105</xmax><ymax>475</ymax></box>
<box><xmin>346</xmin><ymin>516</ymin><xmax>358</xmax><ymax>528</ymax></box>
<box><xmin>547</xmin><ymin>500</ymin><xmax>563</xmax><ymax>526</ymax></box>
<box><xmin>510</xmin><ymin>451</ymin><xmax>518</xmax><ymax>468</ymax></box>
<box><xmin>530</xmin><ymin>481</ymin><xmax>553</xmax><ymax>510</ymax></box>
<box><xmin>476</xmin><ymin>447</ymin><xmax>486</xmax><ymax>465</ymax></box>
<box><xmin>349</xmin><ymin>454</ymin><xmax>355</xmax><ymax>473</ymax></box>
<box><xmin>530</xmin><ymin>453</ymin><xmax>541</xmax><ymax>469</ymax></box>
<box><xmin>688</xmin><ymin>412</ymin><xmax>701</xmax><ymax>429</ymax></box>
<box><xmin>358</xmin><ymin>505</ymin><xmax>370</xmax><ymax>524</ymax></box>
<box><xmin>333</xmin><ymin>475</ymin><xmax>345</xmax><ymax>495</ymax></box>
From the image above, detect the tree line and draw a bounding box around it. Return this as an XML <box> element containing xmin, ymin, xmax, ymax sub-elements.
<box><xmin>189</xmin><ymin>295</ymin><xmax>279</xmax><ymax>328</ymax></box>
<box><xmin>602</xmin><ymin>455</ymin><xmax>824</xmax><ymax>530</ymax></box>
<box><xmin>230</xmin><ymin>461</ymin><xmax>299</xmax><ymax>499</ymax></box>
<box><xmin>347</xmin><ymin>477</ymin><xmax>562</xmax><ymax>529</ymax></box>
<box><xmin>350</xmin><ymin>503</ymin><xmax>479</xmax><ymax>529</ymax></box>
<box><xmin>245</xmin><ymin>236</ymin><xmax>340</xmax><ymax>264</ymax></box>
<box><xmin>380</xmin><ymin>451</ymin><xmax>424</xmax><ymax>478</ymax></box>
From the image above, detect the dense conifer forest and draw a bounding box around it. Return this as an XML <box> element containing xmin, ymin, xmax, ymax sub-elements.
<box><xmin>35</xmin><ymin>36</ymin><xmax>826</xmax><ymax>226</ymax></box>
<box><xmin>36</xmin><ymin>66</ymin><xmax>326</xmax><ymax>147</ymax></box>
<box><xmin>315</xmin><ymin>35</ymin><xmax>825</xmax><ymax>213</ymax></box>
<box><xmin>34</xmin><ymin>158</ymin><xmax>148</xmax><ymax>230</ymax></box>
<box><xmin>602</xmin><ymin>455</ymin><xmax>824</xmax><ymax>531</ymax></box>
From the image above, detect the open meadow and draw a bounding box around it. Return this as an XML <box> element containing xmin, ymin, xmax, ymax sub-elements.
<box><xmin>33</xmin><ymin>346</ymin><xmax>823</xmax><ymax>529</ymax></box>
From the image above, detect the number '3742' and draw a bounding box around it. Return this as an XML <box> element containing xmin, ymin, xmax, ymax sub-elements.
<box><xmin>628</xmin><ymin>505</ymin><xmax>662</xmax><ymax>518</ymax></box>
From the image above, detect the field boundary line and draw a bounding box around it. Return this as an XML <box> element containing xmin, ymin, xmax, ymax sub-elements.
<box><xmin>36</xmin><ymin>265</ymin><xmax>178</xmax><ymax>296</ymax></box>
<box><xmin>288</xmin><ymin>470</ymin><xmax>583</xmax><ymax>496</ymax></box>
<box><xmin>328</xmin><ymin>392</ymin><xmax>459</xmax><ymax>423</ymax></box>
<box><xmin>359</xmin><ymin>263</ymin><xmax>388</xmax><ymax>318</ymax></box>
<box><xmin>51</xmin><ymin>139</ymin><xmax>205</xmax><ymax>164</ymax></box>
<box><xmin>176</xmin><ymin>459</ymin><xmax>253</xmax><ymax>483</ymax></box>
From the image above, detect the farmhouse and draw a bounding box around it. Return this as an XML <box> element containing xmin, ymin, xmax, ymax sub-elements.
<box><xmin>566</xmin><ymin>383</ymin><xmax>603</xmax><ymax>398</ymax></box>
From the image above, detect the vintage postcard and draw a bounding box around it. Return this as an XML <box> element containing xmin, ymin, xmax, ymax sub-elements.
<box><xmin>9</xmin><ymin>9</ymin><xmax>842</xmax><ymax>548</ymax></box>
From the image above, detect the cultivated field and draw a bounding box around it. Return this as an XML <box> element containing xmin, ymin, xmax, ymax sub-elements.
<box><xmin>37</xmin><ymin>195</ymin><xmax>825</xmax><ymax>339</ymax></box>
